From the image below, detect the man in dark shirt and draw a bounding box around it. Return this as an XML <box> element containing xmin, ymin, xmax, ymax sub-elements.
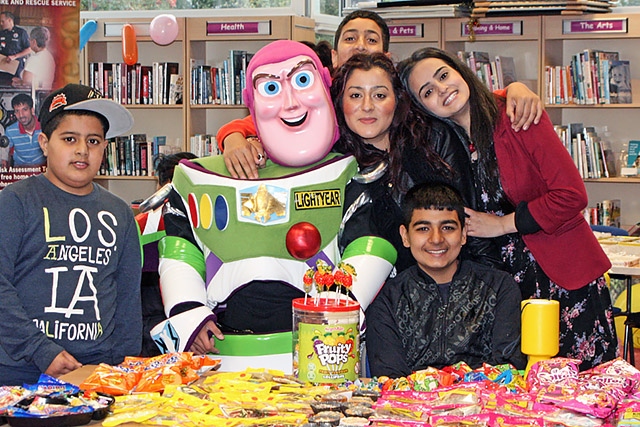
<box><xmin>0</xmin><ymin>11</ymin><xmax>31</xmax><ymax>85</ymax></box>
<box><xmin>366</xmin><ymin>182</ymin><xmax>526</xmax><ymax>378</ymax></box>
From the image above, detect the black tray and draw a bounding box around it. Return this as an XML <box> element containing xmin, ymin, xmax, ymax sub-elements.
<box><xmin>5</xmin><ymin>412</ymin><xmax>93</xmax><ymax>427</ymax></box>
<box><xmin>4</xmin><ymin>392</ymin><xmax>114</xmax><ymax>427</ymax></box>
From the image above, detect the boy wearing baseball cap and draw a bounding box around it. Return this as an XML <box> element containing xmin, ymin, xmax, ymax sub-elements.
<box><xmin>0</xmin><ymin>84</ymin><xmax>142</xmax><ymax>385</ymax></box>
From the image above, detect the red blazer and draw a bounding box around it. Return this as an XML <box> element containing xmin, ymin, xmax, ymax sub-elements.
<box><xmin>493</xmin><ymin>104</ymin><xmax>611</xmax><ymax>290</ymax></box>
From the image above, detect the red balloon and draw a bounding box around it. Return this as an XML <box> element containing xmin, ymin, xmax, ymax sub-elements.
<box><xmin>286</xmin><ymin>222</ymin><xmax>322</xmax><ymax>260</ymax></box>
<box><xmin>122</xmin><ymin>24</ymin><xmax>138</xmax><ymax>66</ymax></box>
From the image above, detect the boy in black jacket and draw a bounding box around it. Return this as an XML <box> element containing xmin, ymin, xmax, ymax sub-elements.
<box><xmin>366</xmin><ymin>182</ymin><xmax>526</xmax><ymax>378</ymax></box>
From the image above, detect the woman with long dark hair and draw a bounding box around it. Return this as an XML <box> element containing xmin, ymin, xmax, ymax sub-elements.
<box><xmin>398</xmin><ymin>47</ymin><xmax>617</xmax><ymax>370</ymax></box>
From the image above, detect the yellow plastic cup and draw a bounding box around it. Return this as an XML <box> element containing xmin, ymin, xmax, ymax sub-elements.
<box><xmin>521</xmin><ymin>299</ymin><xmax>560</xmax><ymax>374</ymax></box>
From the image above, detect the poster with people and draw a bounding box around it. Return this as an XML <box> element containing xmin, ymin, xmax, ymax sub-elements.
<box><xmin>0</xmin><ymin>4</ymin><xmax>79</xmax><ymax>190</ymax></box>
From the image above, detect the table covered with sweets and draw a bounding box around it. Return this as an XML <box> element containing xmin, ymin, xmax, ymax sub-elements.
<box><xmin>3</xmin><ymin>354</ymin><xmax>640</xmax><ymax>426</ymax></box>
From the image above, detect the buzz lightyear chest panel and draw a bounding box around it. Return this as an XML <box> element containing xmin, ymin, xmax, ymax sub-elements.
<box><xmin>171</xmin><ymin>154</ymin><xmax>357</xmax><ymax>263</ymax></box>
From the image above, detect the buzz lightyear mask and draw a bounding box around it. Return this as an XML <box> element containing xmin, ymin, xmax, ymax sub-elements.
<box><xmin>243</xmin><ymin>40</ymin><xmax>339</xmax><ymax>167</ymax></box>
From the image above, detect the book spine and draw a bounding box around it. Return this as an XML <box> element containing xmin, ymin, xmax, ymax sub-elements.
<box><xmin>581</xmin><ymin>50</ymin><xmax>594</xmax><ymax>105</ymax></box>
<box><xmin>110</xmin><ymin>140</ymin><xmax>117</xmax><ymax>176</ymax></box>
<box><xmin>142</xmin><ymin>69</ymin><xmax>150</xmax><ymax>105</ymax></box>
<box><xmin>152</xmin><ymin>62</ymin><xmax>159</xmax><ymax>105</ymax></box>
<box><xmin>98</xmin><ymin>62</ymin><xmax>104</xmax><ymax>96</ymax></box>
<box><xmin>544</xmin><ymin>66</ymin><xmax>552</xmax><ymax>104</ymax></box>
<box><xmin>602</xmin><ymin>59</ymin><xmax>610</xmax><ymax>104</ymax></box>
<box><xmin>494</xmin><ymin>56</ymin><xmax>504</xmax><ymax>89</ymax></box>
<box><xmin>228</xmin><ymin>50</ymin><xmax>236</xmax><ymax>105</ymax></box>
<box><xmin>133</xmin><ymin>137</ymin><xmax>140</xmax><ymax>176</ymax></box>
<box><xmin>573</xmin><ymin>54</ymin><xmax>584</xmax><ymax>104</ymax></box>
<box><xmin>555</xmin><ymin>66</ymin><xmax>561</xmax><ymax>104</ymax></box>
<box><xmin>214</xmin><ymin>67</ymin><xmax>221</xmax><ymax>104</ymax></box>
<box><xmin>117</xmin><ymin>138</ymin><xmax>125</xmax><ymax>176</ymax></box>
<box><xmin>135</xmin><ymin>64</ymin><xmax>141</xmax><ymax>104</ymax></box>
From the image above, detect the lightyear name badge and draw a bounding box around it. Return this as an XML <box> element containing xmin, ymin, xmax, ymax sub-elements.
<box><xmin>294</xmin><ymin>189</ymin><xmax>341</xmax><ymax>210</ymax></box>
<box><xmin>239</xmin><ymin>183</ymin><xmax>289</xmax><ymax>225</ymax></box>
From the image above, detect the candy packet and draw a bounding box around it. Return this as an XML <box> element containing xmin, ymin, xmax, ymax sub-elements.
<box><xmin>526</xmin><ymin>357</ymin><xmax>581</xmax><ymax>393</ymax></box>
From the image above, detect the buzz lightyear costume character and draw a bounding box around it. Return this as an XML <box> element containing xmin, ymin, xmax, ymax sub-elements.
<box><xmin>151</xmin><ymin>41</ymin><xmax>396</xmax><ymax>370</ymax></box>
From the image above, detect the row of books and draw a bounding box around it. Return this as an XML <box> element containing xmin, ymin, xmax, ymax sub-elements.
<box><xmin>190</xmin><ymin>49</ymin><xmax>254</xmax><ymax>105</ymax></box>
<box><xmin>585</xmin><ymin>199</ymin><xmax>621</xmax><ymax>228</ymax></box>
<box><xmin>457</xmin><ymin>51</ymin><xmax>517</xmax><ymax>92</ymax></box>
<box><xmin>554</xmin><ymin>123</ymin><xmax>615</xmax><ymax>180</ymax></box>
<box><xmin>190</xmin><ymin>134</ymin><xmax>221</xmax><ymax>158</ymax></box>
<box><xmin>98</xmin><ymin>134</ymin><xmax>170</xmax><ymax>177</ymax></box>
<box><xmin>544</xmin><ymin>50</ymin><xmax>632</xmax><ymax>105</ymax></box>
<box><xmin>88</xmin><ymin>62</ymin><xmax>182</xmax><ymax>105</ymax></box>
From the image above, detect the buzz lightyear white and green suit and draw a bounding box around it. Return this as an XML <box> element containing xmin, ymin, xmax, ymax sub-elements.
<box><xmin>151</xmin><ymin>153</ymin><xmax>397</xmax><ymax>367</ymax></box>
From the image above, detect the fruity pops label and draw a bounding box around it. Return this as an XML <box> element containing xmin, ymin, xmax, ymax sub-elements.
<box><xmin>297</xmin><ymin>320</ymin><xmax>359</xmax><ymax>384</ymax></box>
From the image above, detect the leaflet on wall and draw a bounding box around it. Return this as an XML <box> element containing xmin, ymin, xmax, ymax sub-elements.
<box><xmin>0</xmin><ymin>3</ymin><xmax>80</xmax><ymax>190</ymax></box>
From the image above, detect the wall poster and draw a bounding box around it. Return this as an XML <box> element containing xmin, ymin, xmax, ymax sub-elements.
<box><xmin>0</xmin><ymin>3</ymin><xmax>79</xmax><ymax>190</ymax></box>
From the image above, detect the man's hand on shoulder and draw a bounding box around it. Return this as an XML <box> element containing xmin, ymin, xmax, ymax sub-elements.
<box><xmin>504</xmin><ymin>82</ymin><xmax>543</xmax><ymax>132</ymax></box>
<box><xmin>223</xmin><ymin>133</ymin><xmax>266</xmax><ymax>180</ymax></box>
<box><xmin>45</xmin><ymin>350</ymin><xmax>82</xmax><ymax>378</ymax></box>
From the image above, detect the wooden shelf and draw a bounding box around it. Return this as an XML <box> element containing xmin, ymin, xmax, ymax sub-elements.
<box><xmin>189</xmin><ymin>104</ymin><xmax>248</xmax><ymax>110</ymax></box>
<box><xmin>124</xmin><ymin>104</ymin><xmax>184</xmax><ymax>110</ymax></box>
<box><xmin>546</xmin><ymin>103</ymin><xmax>640</xmax><ymax>109</ymax></box>
<box><xmin>584</xmin><ymin>177</ymin><xmax>640</xmax><ymax>183</ymax></box>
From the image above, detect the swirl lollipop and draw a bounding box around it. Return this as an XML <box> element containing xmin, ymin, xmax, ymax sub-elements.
<box><xmin>303</xmin><ymin>268</ymin><xmax>314</xmax><ymax>304</ymax></box>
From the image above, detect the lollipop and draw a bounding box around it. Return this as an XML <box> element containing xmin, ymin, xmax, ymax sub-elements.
<box><xmin>334</xmin><ymin>262</ymin><xmax>356</xmax><ymax>303</ymax></box>
<box><xmin>302</xmin><ymin>260</ymin><xmax>357</xmax><ymax>306</ymax></box>
<box><xmin>303</xmin><ymin>268</ymin><xmax>314</xmax><ymax>303</ymax></box>
<box><xmin>313</xmin><ymin>260</ymin><xmax>334</xmax><ymax>303</ymax></box>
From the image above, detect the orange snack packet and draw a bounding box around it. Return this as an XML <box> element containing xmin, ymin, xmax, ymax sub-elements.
<box><xmin>135</xmin><ymin>365</ymin><xmax>200</xmax><ymax>393</ymax></box>
<box><xmin>79</xmin><ymin>363</ymin><xmax>140</xmax><ymax>396</ymax></box>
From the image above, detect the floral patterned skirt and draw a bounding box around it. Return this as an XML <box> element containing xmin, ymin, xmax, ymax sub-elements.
<box><xmin>500</xmin><ymin>233</ymin><xmax>618</xmax><ymax>371</ymax></box>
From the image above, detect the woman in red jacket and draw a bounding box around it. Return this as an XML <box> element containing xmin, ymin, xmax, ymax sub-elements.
<box><xmin>397</xmin><ymin>47</ymin><xmax>617</xmax><ymax>370</ymax></box>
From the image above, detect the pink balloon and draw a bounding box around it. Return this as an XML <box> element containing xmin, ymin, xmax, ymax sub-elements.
<box><xmin>149</xmin><ymin>14</ymin><xmax>179</xmax><ymax>46</ymax></box>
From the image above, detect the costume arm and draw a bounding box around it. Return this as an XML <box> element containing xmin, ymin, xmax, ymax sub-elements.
<box><xmin>153</xmin><ymin>189</ymin><xmax>215</xmax><ymax>353</ymax></box>
<box><xmin>112</xmin><ymin>211</ymin><xmax>142</xmax><ymax>361</ymax></box>
<box><xmin>159</xmin><ymin>189</ymin><xmax>207</xmax><ymax>316</ymax></box>
<box><xmin>490</xmin><ymin>272</ymin><xmax>527</xmax><ymax>370</ymax></box>
<box><xmin>340</xmin><ymin>181</ymin><xmax>377</xmax><ymax>252</ymax></box>
<box><xmin>511</xmin><ymin>111</ymin><xmax>588</xmax><ymax>235</ymax></box>
<box><xmin>216</xmin><ymin>115</ymin><xmax>257</xmax><ymax>152</ymax></box>
<box><xmin>365</xmin><ymin>286</ymin><xmax>412</xmax><ymax>378</ymax></box>
<box><xmin>0</xmin><ymin>190</ymin><xmax>64</xmax><ymax>373</ymax></box>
